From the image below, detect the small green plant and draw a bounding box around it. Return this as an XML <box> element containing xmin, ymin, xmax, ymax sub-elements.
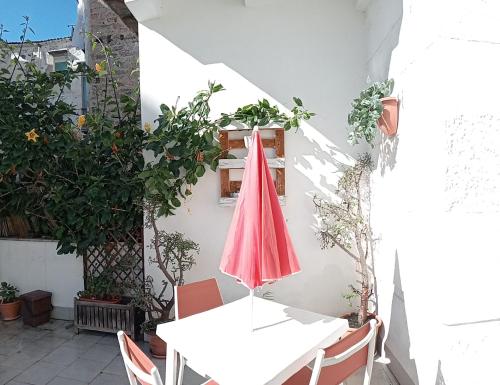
<box><xmin>140</xmin><ymin>318</ymin><xmax>161</xmax><ymax>334</ymax></box>
<box><xmin>78</xmin><ymin>267</ymin><xmax>121</xmax><ymax>301</ymax></box>
<box><xmin>347</xmin><ymin>79</ymin><xmax>394</xmax><ymax>146</ymax></box>
<box><xmin>219</xmin><ymin>97</ymin><xmax>314</xmax><ymax>131</ymax></box>
<box><xmin>0</xmin><ymin>282</ymin><xmax>19</xmax><ymax>303</ymax></box>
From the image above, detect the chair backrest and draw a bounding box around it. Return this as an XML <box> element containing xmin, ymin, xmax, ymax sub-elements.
<box><xmin>174</xmin><ymin>278</ymin><xmax>223</xmax><ymax>320</ymax></box>
<box><xmin>311</xmin><ymin>319</ymin><xmax>377</xmax><ymax>385</ymax></box>
<box><xmin>117</xmin><ymin>331</ymin><xmax>163</xmax><ymax>385</ymax></box>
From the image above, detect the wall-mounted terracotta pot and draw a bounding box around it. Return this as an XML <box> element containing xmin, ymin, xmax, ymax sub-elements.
<box><xmin>0</xmin><ymin>300</ymin><xmax>22</xmax><ymax>321</ymax></box>
<box><xmin>378</xmin><ymin>97</ymin><xmax>399</xmax><ymax>136</ymax></box>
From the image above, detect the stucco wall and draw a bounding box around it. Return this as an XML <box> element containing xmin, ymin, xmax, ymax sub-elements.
<box><xmin>133</xmin><ymin>0</ymin><xmax>368</xmax><ymax>316</ymax></box>
<box><xmin>367</xmin><ymin>0</ymin><xmax>500</xmax><ymax>384</ymax></box>
<box><xmin>0</xmin><ymin>239</ymin><xmax>83</xmax><ymax>320</ymax></box>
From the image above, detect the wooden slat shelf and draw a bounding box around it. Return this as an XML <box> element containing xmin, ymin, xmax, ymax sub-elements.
<box><xmin>219</xmin><ymin>128</ymin><xmax>285</xmax><ymax>206</ymax></box>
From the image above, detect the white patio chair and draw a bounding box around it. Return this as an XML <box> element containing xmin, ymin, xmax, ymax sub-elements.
<box><xmin>118</xmin><ymin>330</ymin><xmax>216</xmax><ymax>385</ymax></box>
<box><xmin>283</xmin><ymin>319</ymin><xmax>378</xmax><ymax>385</ymax></box>
<box><xmin>174</xmin><ymin>278</ymin><xmax>223</xmax><ymax>385</ymax></box>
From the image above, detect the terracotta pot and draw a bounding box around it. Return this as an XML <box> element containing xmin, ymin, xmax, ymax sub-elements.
<box><xmin>377</xmin><ymin>97</ymin><xmax>399</xmax><ymax>136</ymax></box>
<box><xmin>340</xmin><ymin>312</ymin><xmax>382</xmax><ymax>335</ymax></box>
<box><xmin>147</xmin><ymin>331</ymin><xmax>166</xmax><ymax>358</ymax></box>
<box><xmin>0</xmin><ymin>300</ymin><xmax>22</xmax><ymax>321</ymax></box>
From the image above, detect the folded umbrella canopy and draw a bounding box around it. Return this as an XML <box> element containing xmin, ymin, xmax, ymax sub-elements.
<box><xmin>220</xmin><ymin>128</ymin><xmax>301</xmax><ymax>329</ymax></box>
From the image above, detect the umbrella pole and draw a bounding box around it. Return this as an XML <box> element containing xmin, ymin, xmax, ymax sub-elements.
<box><xmin>250</xmin><ymin>288</ymin><xmax>254</xmax><ymax>333</ymax></box>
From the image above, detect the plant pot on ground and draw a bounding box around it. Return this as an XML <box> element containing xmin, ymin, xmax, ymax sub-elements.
<box><xmin>132</xmin><ymin>211</ymin><xmax>199</xmax><ymax>359</ymax></box>
<box><xmin>142</xmin><ymin>319</ymin><xmax>167</xmax><ymax>358</ymax></box>
<box><xmin>341</xmin><ymin>311</ymin><xmax>382</xmax><ymax>331</ymax></box>
<box><xmin>0</xmin><ymin>282</ymin><xmax>21</xmax><ymax>321</ymax></box>
<box><xmin>340</xmin><ymin>283</ymin><xmax>382</xmax><ymax>332</ymax></box>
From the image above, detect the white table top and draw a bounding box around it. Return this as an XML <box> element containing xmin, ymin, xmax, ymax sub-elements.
<box><xmin>157</xmin><ymin>296</ymin><xmax>348</xmax><ymax>385</ymax></box>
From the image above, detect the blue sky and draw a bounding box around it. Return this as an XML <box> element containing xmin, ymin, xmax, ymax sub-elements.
<box><xmin>0</xmin><ymin>0</ymin><xmax>76</xmax><ymax>42</ymax></box>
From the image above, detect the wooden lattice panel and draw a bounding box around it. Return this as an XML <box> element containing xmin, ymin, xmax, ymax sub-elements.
<box><xmin>82</xmin><ymin>230</ymin><xmax>145</xmax><ymax>292</ymax></box>
<box><xmin>219</xmin><ymin>128</ymin><xmax>285</xmax><ymax>206</ymax></box>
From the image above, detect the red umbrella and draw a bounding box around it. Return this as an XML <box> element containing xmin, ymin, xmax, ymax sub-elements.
<box><xmin>220</xmin><ymin>128</ymin><xmax>301</xmax><ymax>328</ymax></box>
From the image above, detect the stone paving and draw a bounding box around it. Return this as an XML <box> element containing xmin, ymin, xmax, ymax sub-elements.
<box><xmin>0</xmin><ymin>319</ymin><xmax>398</xmax><ymax>385</ymax></box>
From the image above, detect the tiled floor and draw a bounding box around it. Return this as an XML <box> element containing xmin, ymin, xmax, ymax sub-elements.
<box><xmin>0</xmin><ymin>319</ymin><xmax>398</xmax><ymax>385</ymax></box>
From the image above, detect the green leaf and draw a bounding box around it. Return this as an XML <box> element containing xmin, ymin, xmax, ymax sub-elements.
<box><xmin>195</xmin><ymin>165</ymin><xmax>205</xmax><ymax>177</ymax></box>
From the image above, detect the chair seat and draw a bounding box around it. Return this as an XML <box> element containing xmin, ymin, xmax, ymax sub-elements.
<box><xmin>282</xmin><ymin>366</ymin><xmax>313</xmax><ymax>385</ymax></box>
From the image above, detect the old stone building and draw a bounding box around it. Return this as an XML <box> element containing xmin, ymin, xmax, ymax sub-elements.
<box><xmin>74</xmin><ymin>0</ymin><xmax>139</xmax><ymax>110</ymax></box>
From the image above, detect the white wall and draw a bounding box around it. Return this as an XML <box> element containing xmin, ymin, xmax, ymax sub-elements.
<box><xmin>367</xmin><ymin>0</ymin><xmax>500</xmax><ymax>384</ymax></box>
<box><xmin>134</xmin><ymin>0</ymin><xmax>368</xmax><ymax>316</ymax></box>
<box><xmin>0</xmin><ymin>239</ymin><xmax>83</xmax><ymax>320</ymax></box>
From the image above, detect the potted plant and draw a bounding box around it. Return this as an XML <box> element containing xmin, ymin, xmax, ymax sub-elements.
<box><xmin>347</xmin><ymin>79</ymin><xmax>398</xmax><ymax>146</ymax></box>
<box><xmin>77</xmin><ymin>267</ymin><xmax>122</xmax><ymax>304</ymax></box>
<box><xmin>313</xmin><ymin>154</ymin><xmax>381</xmax><ymax>331</ymax></box>
<box><xmin>133</xmin><ymin>216</ymin><xmax>198</xmax><ymax>358</ymax></box>
<box><xmin>0</xmin><ymin>282</ymin><xmax>21</xmax><ymax>321</ymax></box>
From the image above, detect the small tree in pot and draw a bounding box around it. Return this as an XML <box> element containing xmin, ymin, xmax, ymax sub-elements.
<box><xmin>134</xmin><ymin>212</ymin><xmax>198</xmax><ymax>357</ymax></box>
<box><xmin>313</xmin><ymin>153</ymin><xmax>376</xmax><ymax>328</ymax></box>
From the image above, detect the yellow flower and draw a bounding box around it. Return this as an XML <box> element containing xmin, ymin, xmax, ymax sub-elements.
<box><xmin>25</xmin><ymin>129</ymin><xmax>39</xmax><ymax>143</ymax></box>
<box><xmin>144</xmin><ymin>122</ymin><xmax>152</xmax><ymax>133</ymax></box>
<box><xmin>77</xmin><ymin>115</ymin><xmax>86</xmax><ymax>128</ymax></box>
<box><xmin>95</xmin><ymin>63</ymin><xmax>103</xmax><ymax>73</ymax></box>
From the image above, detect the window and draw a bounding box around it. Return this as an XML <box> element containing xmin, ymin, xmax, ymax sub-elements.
<box><xmin>54</xmin><ymin>61</ymin><xmax>68</xmax><ymax>72</ymax></box>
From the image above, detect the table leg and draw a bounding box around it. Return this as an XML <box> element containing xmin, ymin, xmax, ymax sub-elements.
<box><xmin>165</xmin><ymin>344</ymin><xmax>178</xmax><ymax>385</ymax></box>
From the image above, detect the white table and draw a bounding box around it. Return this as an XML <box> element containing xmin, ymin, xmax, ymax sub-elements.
<box><xmin>157</xmin><ymin>296</ymin><xmax>348</xmax><ymax>385</ymax></box>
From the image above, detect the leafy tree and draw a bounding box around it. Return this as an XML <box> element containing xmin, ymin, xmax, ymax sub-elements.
<box><xmin>313</xmin><ymin>153</ymin><xmax>374</xmax><ymax>326</ymax></box>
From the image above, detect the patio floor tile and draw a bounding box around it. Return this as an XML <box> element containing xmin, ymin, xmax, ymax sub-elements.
<box><xmin>0</xmin><ymin>350</ymin><xmax>49</xmax><ymax>371</ymax></box>
<box><xmin>46</xmin><ymin>377</ymin><xmax>86</xmax><ymax>385</ymax></box>
<box><xmin>58</xmin><ymin>358</ymin><xmax>107</xmax><ymax>383</ymax></box>
<box><xmin>6</xmin><ymin>381</ymin><xmax>32</xmax><ymax>385</ymax></box>
<box><xmin>41</xmin><ymin>346</ymin><xmax>80</xmax><ymax>367</ymax></box>
<box><xmin>102</xmin><ymin>356</ymin><xmax>127</xmax><ymax>377</ymax></box>
<box><xmin>89</xmin><ymin>373</ymin><xmax>126</xmax><ymax>385</ymax></box>
<box><xmin>14</xmin><ymin>362</ymin><xmax>65</xmax><ymax>385</ymax></box>
<box><xmin>0</xmin><ymin>365</ymin><xmax>23</xmax><ymax>385</ymax></box>
<box><xmin>78</xmin><ymin>344</ymin><xmax>119</xmax><ymax>366</ymax></box>
<box><xmin>58</xmin><ymin>340</ymin><xmax>94</xmax><ymax>355</ymax></box>
<box><xmin>95</xmin><ymin>334</ymin><xmax>118</xmax><ymax>346</ymax></box>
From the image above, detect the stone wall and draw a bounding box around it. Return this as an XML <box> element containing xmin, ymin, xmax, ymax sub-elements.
<box><xmin>86</xmin><ymin>0</ymin><xmax>139</xmax><ymax>110</ymax></box>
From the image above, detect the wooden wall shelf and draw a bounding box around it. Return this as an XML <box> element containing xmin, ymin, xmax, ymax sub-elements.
<box><xmin>218</xmin><ymin>128</ymin><xmax>285</xmax><ymax>206</ymax></box>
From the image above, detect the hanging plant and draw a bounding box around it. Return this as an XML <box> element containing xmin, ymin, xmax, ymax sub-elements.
<box><xmin>347</xmin><ymin>79</ymin><xmax>396</xmax><ymax>146</ymax></box>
